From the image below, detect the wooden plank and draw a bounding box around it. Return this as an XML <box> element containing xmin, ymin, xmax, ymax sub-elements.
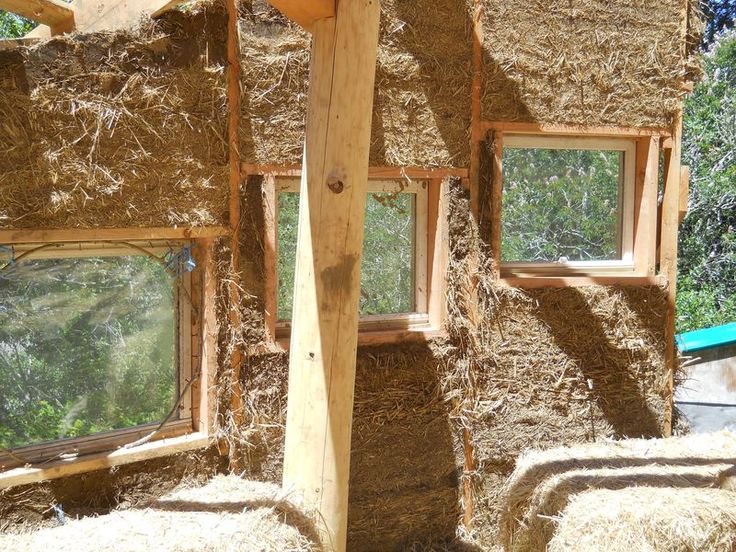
<box><xmin>0</xmin><ymin>226</ymin><xmax>228</xmax><ymax>244</ymax></box>
<box><xmin>633</xmin><ymin>137</ymin><xmax>660</xmax><ymax>276</ymax></box>
<box><xmin>225</xmin><ymin>0</ymin><xmax>245</xmax><ymax>459</ymax></box>
<box><xmin>481</xmin><ymin>121</ymin><xmax>670</xmax><ymax>138</ymax></box>
<box><xmin>0</xmin><ymin>433</ymin><xmax>209</xmax><ymax>489</ymax></box>
<box><xmin>0</xmin><ymin>0</ymin><xmax>74</xmax><ymax>33</ymax></box>
<box><xmin>499</xmin><ymin>275</ymin><xmax>667</xmax><ymax>289</ymax></box>
<box><xmin>263</xmin><ymin>175</ymin><xmax>278</xmax><ymax>341</ymax></box>
<box><xmin>415</xmin><ymin>183</ymin><xmax>429</xmax><ymax>314</ymax></box>
<box><xmin>266</xmin><ymin>0</ymin><xmax>334</xmax><ymax>31</ymax></box>
<box><xmin>199</xmin><ymin>238</ymin><xmax>219</xmax><ymax>435</ymax></box>
<box><xmin>491</xmin><ymin>131</ymin><xmax>503</xmax><ymax>277</ymax></box>
<box><xmin>427</xmin><ymin>179</ymin><xmax>449</xmax><ymax>329</ymax></box>
<box><xmin>151</xmin><ymin>0</ymin><xmax>187</xmax><ymax>18</ymax></box>
<box><xmin>242</xmin><ymin>164</ymin><xmax>469</xmax><ymax>179</ymax></box>
<box><xmin>281</xmin><ymin>1</ymin><xmax>380</xmax><ymax>549</ymax></box>
<box><xmin>468</xmin><ymin>0</ymin><xmax>483</xmax><ymax>223</ymax></box>
<box><xmin>660</xmin><ymin>115</ymin><xmax>683</xmax><ymax>438</ymax></box>
<box><xmin>679</xmin><ymin>165</ymin><xmax>690</xmax><ymax>223</ymax></box>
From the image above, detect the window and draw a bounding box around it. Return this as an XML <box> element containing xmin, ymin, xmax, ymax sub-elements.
<box><xmin>275</xmin><ymin>178</ymin><xmax>428</xmax><ymax>333</ymax></box>
<box><xmin>501</xmin><ymin>135</ymin><xmax>635</xmax><ymax>275</ymax></box>
<box><xmin>0</xmin><ymin>241</ymin><xmax>192</xmax><ymax>464</ymax></box>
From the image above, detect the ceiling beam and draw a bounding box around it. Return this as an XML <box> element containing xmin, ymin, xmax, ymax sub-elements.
<box><xmin>266</xmin><ymin>0</ymin><xmax>335</xmax><ymax>30</ymax></box>
<box><xmin>0</xmin><ymin>0</ymin><xmax>75</xmax><ymax>34</ymax></box>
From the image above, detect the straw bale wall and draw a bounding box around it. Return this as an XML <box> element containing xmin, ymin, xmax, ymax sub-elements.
<box><xmin>0</xmin><ymin>0</ymin><xmax>690</xmax><ymax>549</ymax></box>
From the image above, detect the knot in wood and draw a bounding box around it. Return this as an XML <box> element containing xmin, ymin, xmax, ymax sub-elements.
<box><xmin>326</xmin><ymin>175</ymin><xmax>344</xmax><ymax>194</ymax></box>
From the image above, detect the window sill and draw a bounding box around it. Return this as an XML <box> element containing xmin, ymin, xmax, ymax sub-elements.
<box><xmin>276</xmin><ymin>325</ymin><xmax>443</xmax><ymax>349</ymax></box>
<box><xmin>499</xmin><ymin>274</ymin><xmax>667</xmax><ymax>288</ymax></box>
<box><xmin>0</xmin><ymin>432</ymin><xmax>210</xmax><ymax>489</ymax></box>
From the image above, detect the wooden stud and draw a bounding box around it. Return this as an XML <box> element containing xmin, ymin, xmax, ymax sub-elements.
<box><xmin>281</xmin><ymin>2</ymin><xmax>381</xmax><ymax>549</ymax></box>
<box><xmin>225</xmin><ymin>0</ymin><xmax>245</xmax><ymax>447</ymax></box>
<box><xmin>660</xmin><ymin>113</ymin><xmax>683</xmax><ymax>438</ymax></box>
<box><xmin>679</xmin><ymin>165</ymin><xmax>690</xmax><ymax>223</ymax></box>
<box><xmin>633</xmin><ymin>137</ymin><xmax>660</xmax><ymax>276</ymax></box>
<box><xmin>265</xmin><ymin>0</ymin><xmax>334</xmax><ymax>31</ymax></box>
<box><xmin>263</xmin><ymin>175</ymin><xmax>278</xmax><ymax>341</ymax></box>
<box><xmin>490</xmin><ymin>131</ymin><xmax>503</xmax><ymax>277</ymax></box>
<box><xmin>427</xmin><ymin>179</ymin><xmax>449</xmax><ymax>329</ymax></box>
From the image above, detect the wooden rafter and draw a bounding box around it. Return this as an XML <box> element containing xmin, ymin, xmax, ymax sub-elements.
<box><xmin>0</xmin><ymin>0</ymin><xmax>75</xmax><ymax>34</ymax></box>
<box><xmin>266</xmin><ymin>0</ymin><xmax>335</xmax><ymax>30</ymax></box>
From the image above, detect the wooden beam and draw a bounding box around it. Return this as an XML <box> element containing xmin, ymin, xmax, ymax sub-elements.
<box><xmin>660</xmin><ymin>112</ymin><xmax>683</xmax><ymax>438</ymax></box>
<box><xmin>225</xmin><ymin>0</ymin><xmax>245</xmax><ymax>467</ymax></box>
<box><xmin>633</xmin><ymin>137</ymin><xmax>660</xmax><ymax>276</ymax></box>
<box><xmin>481</xmin><ymin>121</ymin><xmax>670</xmax><ymax>138</ymax></box>
<box><xmin>242</xmin><ymin>164</ymin><xmax>469</xmax><ymax>179</ymax></box>
<box><xmin>281</xmin><ymin>1</ymin><xmax>380</xmax><ymax>549</ymax></box>
<box><xmin>679</xmin><ymin>165</ymin><xmax>690</xmax><ymax>223</ymax></box>
<box><xmin>0</xmin><ymin>0</ymin><xmax>74</xmax><ymax>34</ymax></box>
<box><xmin>266</xmin><ymin>0</ymin><xmax>334</xmax><ymax>31</ymax></box>
<box><xmin>0</xmin><ymin>226</ymin><xmax>228</xmax><ymax>244</ymax></box>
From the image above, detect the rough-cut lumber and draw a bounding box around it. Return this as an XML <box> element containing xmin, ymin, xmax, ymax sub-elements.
<box><xmin>0</xmin><ymin>227</ymin><xmax>228</xmax><ymax>244</ymax></box>
<box><xmin>634</xmin><ymin>137</ymin><xmax>660</xmax><ymax>276</ymax></box>
<box><xmin>680</xmin><ymin>165</ymin><xmax>690</xmax><ymax>223</ymax></box>
<box><xmin>225</xmin><ymin>0</ymin><xmax>245</xmax><ymax>461</ymax></box>
<box><xmin>0</xmin><ymin>0</ymin><xmax>74</xmax><ymax>33</ymax></box>
<box><xmin>23</xmin><ymin>0</ymin><xmax>191</xmax><ymax>38</ymax></box>
<box><xmin>660</xmin><ymin>114</ymin><xmax>683</xmax><ymax>437</ymax></box>
<box><xmin>266</xmin><ymin>0</ymin><xmax>334</xmax><ymax>31</ymax></box>
<box><xmin>281</xmin><ymin>1</ymin><xmax>381</xmax><ymax>550</ymax></box>
<box><xmin>481</xmin><ymin>122</ymin><xmax>670</xmax><ymax>138</ymax></box>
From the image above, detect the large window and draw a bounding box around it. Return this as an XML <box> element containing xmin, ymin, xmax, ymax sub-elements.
<box><xmin>0</xmin><ymin>241</ymin><xmax>192</xmax><ymax>463</ymax></box>
<box><xmin>501</xmin><ymin>135</ymin><xmax>635</xmax><ymax>275</ymax></box>
<box><xmin>275</xmin><ymin>178</ymin><xmax>428</xmax><ymax>332</ymax></box>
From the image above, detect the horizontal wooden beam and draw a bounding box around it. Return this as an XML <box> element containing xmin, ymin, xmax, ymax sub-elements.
<box><xmin>266</xmin><ymin>0</ymin><xmax>334</xmax><ymax>30</ymax></box>
<box><xmin>242</xmin><ymin>164</ymin><xmax>469</xmax><ymax>179</ymax></box>
<box><xmin>0</xmin><ymin>226</ymin><xmax>229</xmax><ymax>244</ymax></box>
<box><xmin>0</xmin><ymin>37</ymin><xmax>41</xmax><ymax>50</ymax></box>
<box><xmin>499</xmin><ymin>275</ymin><xmax>667</xmax><ymax>289</ymax></box>
<box><xmin>480</xmin><ymin>121</ymin><xmax>671</xmax><ymax>139</ymax></box>
<box><xmin>0</xmin><ymin>0</ymin><xmax>75</xmax><ymax>33</ymax></box>
<box><xmin>0</xmin><ymin>433</ymin><xmax>209</xmax><ymax>489</ymax></box>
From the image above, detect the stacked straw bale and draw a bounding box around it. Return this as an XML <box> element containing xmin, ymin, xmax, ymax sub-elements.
<box><xmin>500</xmin><ymin>430</ymin><xmax>736</xmax><ymax>552</ymax></box>
<box><xmin>0</xmin><ymin>475</ymin><xmax>321</xmax><ymax>552</ymax></box>
<box><xmin>549</xmin><ymin>487</ymin><xmax>736</xmax><ymax>552</ymax></box>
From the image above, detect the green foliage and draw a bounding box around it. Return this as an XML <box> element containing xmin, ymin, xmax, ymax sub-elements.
<box><xmin>502</xmin><ymin>148</ymin><xmax>623</xmax><ymax>262</ymax></box>
<box><xmin>0</xmin><ymin>10</ymin><xmax>34</xmax><ymax>38</ymax></box>
<box><xmin>277</xmin><ymin>192</ymin><xmax>414</xmax><ymax>320</ymax></box>
<box><xmin>0</xmin><ymin>254</ymin><xmax>177</xmax><ymax>450</ymax></box>
<box><xmin>678</xmin><ymin>30</ymin><xmax>736</xmax><ymax>333</ymax></box>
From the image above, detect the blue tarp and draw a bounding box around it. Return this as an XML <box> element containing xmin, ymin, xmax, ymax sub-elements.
<box><xmin>676</xmin><ymin>322</ymin><xmax>736</xmax><ymax>353</ymax></box>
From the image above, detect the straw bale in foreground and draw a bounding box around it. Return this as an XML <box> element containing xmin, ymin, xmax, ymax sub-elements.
<box><xmin>548</xmin><ymin>487</ymin><xmax>736</xmax><ymax>552</ymax></box>
<box><xmin>0</xmin><ymin>475</ymin><xmax>320</xmax><ymax>552</ymax></box>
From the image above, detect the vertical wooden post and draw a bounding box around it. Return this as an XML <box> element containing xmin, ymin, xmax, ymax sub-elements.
<box><xmin>225</xmin><ymin>0</ymin><xmax>244</xmax><ymax>449</ymax></box>
<box><xmin>634</xmin><ymin>136</ymin><xmax>660</xmax><ymax>276</ymax></box>
<box><xmin>282</xmin><ymin>2</ymin><xmax>381</xmax><ymax>551</ymax></box>
<box><xmin>660</xmin><ymin>112</ymin><xmax>682</xmax><ymax>438</ymax></box>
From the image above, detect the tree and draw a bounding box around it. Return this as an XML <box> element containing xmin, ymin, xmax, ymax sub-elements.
<box><xmin>0</xmin><ymin>10</ymin><xmax>34</xmax><ymax>38</ymax></box>
<box><xmin>702</xmin><ymin>0</ymin><xmax>736</xmax><ymax>45</ymax></box>
<box><xmin>678</xmin><ymin>29</ymin><xmax>736</xmax><ymax>332</ymax></box>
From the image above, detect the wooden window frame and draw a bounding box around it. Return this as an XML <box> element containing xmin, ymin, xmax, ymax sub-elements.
<box><xmin>0</xmin><ymin>229</ymin><xmax>224</xmax><ymax>487</ymax></box>
<box><xmin>487</xmin><ymin>126</ymin><xmax>662</xmax><ymax>286</ymax></box>
<box><xmin>256</xmin><ymin>166</ymin><xmax>454</xmax><ymax>346</ymax></box>
<box><xmin>273</xmin><ymin>177</ymin><xmax>429</xmax><ymax>337</ymax></box>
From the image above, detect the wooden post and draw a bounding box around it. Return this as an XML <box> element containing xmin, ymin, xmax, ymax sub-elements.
<box><xmin>225</xmin><ymin>0</ymin><xmax>244</xmax><ymax>451</ymax></box>
<box><xmin>660</xmin><ymin>112</ymin><xmax>683</xmax><ymax>438</ymax></box>
<box><xmin>281</xmin><ymin>2</ymin><xmax>380</xmax><ymax>551</ymax></box>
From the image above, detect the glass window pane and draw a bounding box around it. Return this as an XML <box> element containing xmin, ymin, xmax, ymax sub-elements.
<box><xmin>0</xmin><ymin>255</ymin><xmax>176</xmax><ymax>449</ymax></box>
<box><xmin>501</xmin><ymin>148</ymin><xmax>623</xmax><ymax>262</ymax></box>
<box><xmin>277</xmin><ymin>192</ymin><xmax>415</xmax><ymax>320</ymax></box>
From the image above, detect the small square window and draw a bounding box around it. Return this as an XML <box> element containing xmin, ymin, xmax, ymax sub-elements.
<box><xmin>275</xmin><ymin>179</ymin><xmax>428</xmax><ymax>333</ymax></box>
<box><xmin>501</xmin><ymin>135</ymin><xmax>635</xmax><ymax>275</ymax></box>
<box><xmin>0</xmin><ymin>241</ymin><xmax>192</xmax><ymax>462</ymax></box>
